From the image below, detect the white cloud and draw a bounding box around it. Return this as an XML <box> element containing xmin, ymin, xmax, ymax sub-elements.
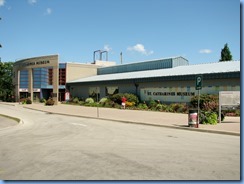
<box><xmin>199</xmin><ymin>49</ymin><xmax>212</xmax><ymax>54</ymax></box>
<box><xmin>0</xmin><ymin>0</ymin><xmax>5</xmax><ymax>7</ymax></box>
<box><xmin>104</xmin><ymin>44</ymin><xmax>112</xmax><ymax>52</ymax></box>
<box><xmin>28</xmin><ymin>0</ymin><xmax>37</xmax><ymax>5</ymax></box>
<box><xmin>44</xmin><ymin>8</ymin><xmax>52</xmax><ymax>15</ymax></box>
<box><xmin>127</xmin><ymin>44</ymin><xmax>154</xmax><ymax>55</ymax></box>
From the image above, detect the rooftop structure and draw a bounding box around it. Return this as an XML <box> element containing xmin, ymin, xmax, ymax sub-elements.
<box><xmin>68</xmin><ymin>60</ymin><xmax>240</xmax><ymax>84</ymax></box>
<box><xmin>97</xmin><ymin>56</ymin><xmax>188</xmax><ymax>75</ymax></box>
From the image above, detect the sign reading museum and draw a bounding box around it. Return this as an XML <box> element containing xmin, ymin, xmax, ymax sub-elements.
<box><xmin>140</xmin><ymin>87</ymin><xmax>195</xmax><ymax>103</ymax></box>
<box><xmin>22</xmin><ymin>60</ymin><xmax>50</xmax><ymax>67</ymax></box>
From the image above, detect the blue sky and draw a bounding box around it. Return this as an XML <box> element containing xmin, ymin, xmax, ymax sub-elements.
<box><xmin>0</xmin><ymin>0</ymin><xmax>241</xmax><ymax>65</ymax></box>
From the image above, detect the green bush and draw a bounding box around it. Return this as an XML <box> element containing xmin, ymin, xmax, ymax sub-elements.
<box><xmin>224</xmin><ymin>109</ymin><xmax>240</xmax><ymax>117</ymax></box>
<box><xmin>190</xmin><ymin>94</ymin><xmax>218</xmax><ymax>109</ymax></box>
<box><xmin>160</xmin><ymin>104</ymin><xmax>168</xmax><ymax>111</ymax></box>
<box><xmin>109</xmin><ymin>93</ymin><xmax>139</xmax><ymax>105</ymax></box>
<box><xmin>26</xmin><ymin>98</ymin><xmax>32</xmax><ymax>104</ymax></box>
<box><xmin>201</xmin><ymin>112</ymin><xmax>218</xmax><ymax>125</ymax></box>
<box><xmin>85</xmin><ymin>98</ymin><xmax>95</xmax><ymax>104</ymax></box>
<box><xmin>45</xmin><ymin>98</ymin><xmax>55</xmax><ymax>106</ymax></box>
<box><xmin>72</xmin><ymin>97</ymin><xmax>80</xmax><ymax>104</ymax></box>
<box><xmin>102</xmin><ymin>99</ymin><xmax>115</xmax><ymax>108</ymax></box>
<box><xmin>79</xmin><ymin>101</ymin><xmax>85</xmax><ymax>105</ymax></box>
<box><xmin>169</xmin><ymin>103</ymin><xmax>188</xmax><ymax>113</ymax></box>
<box><xmin>155</xmin><ymin>104</ymin><xmax>163</xmax><ymax>111</ymax></box>
<box><xmin>148</xmin><ymin>100</ymin><xmax>158</xmax><ymax>109</ymax></box>
<box><xmin>99</xmin><ymin>97</ymin><xmax>108</xmax><ymax>103</ymax></box>
<box><xmin>137</xmin><ymin>103</ymin><xmax>148</xmax><ymax>110</ymax></box>
<box><xmin>40</xmin><ymin>98</ymin><xmax>46</xmax><ymax>103</ymax></box>
<box><xmin>166</xmin><ymin>104</ymin><xmax>174</xmax><ymax>112</ymax></box>
<box><xmin>191</xmin><ymin>94</ymin><xmax>223</xmax><ymax>122</ymax></box>
<box><xmin>20</xmin><ymin>98</ymin><xmax>27</xmax><ymax>104</ymax></box>
<box><xmin>20</xmin><ymin>98</ymin><xmax>32</xmax><ymax>104</ymax></box>
<box><xmin>202</xmin><ymin>101</ymin><xmax>218</xmax><ymax>112</ymax></box>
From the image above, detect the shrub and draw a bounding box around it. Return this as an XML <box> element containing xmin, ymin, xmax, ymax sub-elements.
<box><xmin>109</xmin><ymin>94</ymin><xmax>120</xmax><ymax>104</ymax></box>
<box><xmin>20</xmin><ymin>98</ymin><xmax>32</xmax><ymax>104</ymax></box>
<box><xmin>137</xmin><ymin>103</ymin><xmax>148</xmax><ymax>110</ymax></box>
<box><xmin>20</xmin><ymin>98</ymin><xmax>27</xmax><ymax>104</ymax></box>
<box><xmin>79</xmin><ymin>101</ymin><xmax>85</xmax><ymax>105</ymax></box>
<box><xmin>124</xmin><ymin>93</ymin><xmax>139</xmax><ymax>104</ymax></box>
<box><xmin>190</xmin><ymin>94</ymin><xmax>223</xmax><ymax>121</ymax></box>
<box><xmin>190</xmin><ymin>94</ymin><xmax>218</xmax><ymax>109</ymax></box>
<box><xmin>201</xmin><ymin>112</ymin><xmax>218</xmax><ymax>125</ymax></box>
<box><xmin>101</xmin><ymin>99</ymin><xmax>115</xmax><ymax>108</ymax></box>
<box><xmin>166</xmin><ymin>104</ymin><xmax>174</xmax><ymax>113</ymax></box>
<box><xmin>176</xmin><ymin>103</ymin><xmax>188</xmax><ymax>113</ymax></box>
<box><xmin>202</xmin><ymin>101</ymin><xmax>218</xmax><ymax>112</ymax></box>
<box><xmin>169</xmin><ymin>103</ymin><xmax>188</xmax><ymax>113</ymax></box>
<box><xmin>72</xmin><ymin>97</ymin><xmax>80</xmax><ymax>104</ymax></box>
<box><xmin>40</xmin><ymin>98</ymin><xmax>46</xmax><ymax>103</ymax></box>
<box><xmin>104</xmin><ymin>102</ymin><xmax>112</xmax><ymax>108</ymax></box>
<box><xmin>99</xmin><ymin>97</ymin><xmax>108</xmax><ymax>103</ymax></box>
<box><xmin>113</xmin><ymin>103</ymin><xmax>122</xmax><ymax>109</ymax></box>
<box><xmin>171</xmin><ymin>103</ymin><xmax>181</xmax><ymax>112</ymax></box>
<box><xmin>26</xmin><ymin>98</ymin><xmax>32</xmax><ymax>104</ymax></box>
<box><xmin>85</xmin><ymin>98</ymin><xmax>95</xmax><ymax>104</ymax></box>
<box><xmin>125</xmin><ymin>101</ymin><xmax>135</xmax><ymax>107</ymax></box>
<box><xmin>109</xmin><ymin>93</ymin><xmax>139</xmax><ymax>105</ymax></box>
<box><xmin>155</xmin><ymin>104</ymin><xmax>163</xmax><ymax>111</ymax></box>
<box><xmin>161</xmin><ymin>104</ymin><xmax>168</xmax><ymax>111</ymax></box>
<box><xmin>148</xmin><ymin>100</ymin><xmax>158</xmax><ymax>109</ymax></box>
<box><xmin>45</xmin><ymin>98</ymin><xmax>55</xmax><ymax>106</ymax></box>
<box><xmin>224</xmin><ymin>109</ymin><xmax>240</xmax><ymax>117</ymax></box>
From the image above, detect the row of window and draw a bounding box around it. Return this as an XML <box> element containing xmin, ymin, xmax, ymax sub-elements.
<box><xmin>19</xmin><ymin>68</ymin><xmax>66</xmax><ymax>86</ymax></box>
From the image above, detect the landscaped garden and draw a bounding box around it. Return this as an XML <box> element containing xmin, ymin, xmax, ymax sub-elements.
<box><xmin>19</xmin><ymin>93</ymin><xmax>239</xmax><ymax>125</ymax></box>
<box><xmin>60</xmin><ymin>93</ymin><xmax>239</xmax><ymax>125</ymax></box>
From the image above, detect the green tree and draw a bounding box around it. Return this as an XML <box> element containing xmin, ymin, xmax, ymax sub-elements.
<box><xmin>219</xmin><ymin>43</ymin><xmax>233</xmax><ymax>61</ymax></box>
<box><xmin>0</xmin><ymin>61</ymin><xmax>14</xmax><ymax>101</ymax></box>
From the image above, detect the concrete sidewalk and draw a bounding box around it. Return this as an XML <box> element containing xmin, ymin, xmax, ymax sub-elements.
<box><xmin>1</xmin><ymin>102</ymin><xmax>240</xmax><ymax>136</ymax></box>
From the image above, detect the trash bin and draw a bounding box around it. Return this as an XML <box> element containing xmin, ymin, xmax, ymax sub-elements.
<box><xmin>188</xmin><ymin>109</ymin><xmax>198</xmax><ymax>127</ymax></box>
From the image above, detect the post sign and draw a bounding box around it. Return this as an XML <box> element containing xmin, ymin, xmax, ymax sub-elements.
<box><xmin>195</xmin><ymin>75</ymin><xmax>203</xmax><ymax>90</ymax></box>
<box><xmin>195</xmin><ymin>75</ymin><xmax>203</xmax><ymax>128</ymax></box>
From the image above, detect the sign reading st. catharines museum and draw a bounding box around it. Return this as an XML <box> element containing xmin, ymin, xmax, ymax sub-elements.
<box><xmin>140</xmin><ymin>87</ymin><xmax>196</xmax><ymax>103</ymax></box>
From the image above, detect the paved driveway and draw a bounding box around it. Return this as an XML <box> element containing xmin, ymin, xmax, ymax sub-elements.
<box><xmin>0</xmin><ymin>105</ymin><xmax>240</xmax><ymax>180</ymax></box>
<box><xmin>0</xmin><ymin>115</ymin><xmax>18</xmax><ymax>129</ymax></box>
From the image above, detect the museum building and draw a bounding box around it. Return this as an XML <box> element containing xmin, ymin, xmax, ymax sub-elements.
<box><xmin>66</xmin><ymin>56</ymin><xmax>240</xmax><ymax>103</ymax></box>
<box><xmin>13</xmin><ymin>55</ymin><xmax>240</xmax><ymax>104</ymax></box>
<box><xmin>13</xmin><ymin>54</ymin><xmax>115</xmax><ymax>103</ymax></box>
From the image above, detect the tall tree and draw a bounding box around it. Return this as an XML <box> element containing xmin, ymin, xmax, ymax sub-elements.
<box><xmin>0</xmin><ymin>61</ymin><xmax>14</xmax><ymax>101</ymax></box>
<box><xmin>219</xmin><ymin>43</ymin><xmax>233</xmax><ymax>61</ymax></box>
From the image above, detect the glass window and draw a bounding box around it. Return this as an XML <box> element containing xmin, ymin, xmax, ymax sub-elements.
<box><xmin>106</xmin><ymin>86</ymin><xmax>119</xmax><ymax>96</ymax></box>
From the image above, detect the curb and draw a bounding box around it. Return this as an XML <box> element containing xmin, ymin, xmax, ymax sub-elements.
<box><xmin>23</xmin><ymin>106</ymin><xmax>240</xmax><ymax>137</ymax></box>
<box><xmin>0</xmin><ymin>114</ymin><xmax>23</xmax><ymax>131</ymax></box>
<box><xmin>0</xmin><ymin>102</ymin><xmax>18</xmax><ymax>106</ymax></box>
<box><xmin>0</xmin><ymin>114</ymin><xmax>21</xmax><ymax>124</ymax></box>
